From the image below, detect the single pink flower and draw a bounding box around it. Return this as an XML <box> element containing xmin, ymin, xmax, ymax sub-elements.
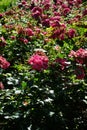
<box><xmin>63</xmin><ymin>8</ymin><xmax>70</xmax><ymax>16</ymax></box>
<box><xmin>31</xmin><ymin>7</ymin><xmax>42</xmax><ymax>18</ymax></box>
<box><xmin>25</xmin><ymin>28</ymin><xmax>34</xmax><ymax>36</ymax></box>
<box><xmin>67</xmin><ymin>29</ymin><xmax>76</xmax><ymax>38</ymax></box>
<box><xmin>0</xmin><ymin>56</ymin><xmax>10</xmax><ymax>69</ymax></box>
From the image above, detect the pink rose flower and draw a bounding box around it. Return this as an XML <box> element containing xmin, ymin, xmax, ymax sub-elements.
<box><xmin>0</xmin><ymin>56</ymin><xmax>10</xmax><ymax>69</ymax></box>
<box><xmin>63</xmin><ymin>8</ymin><xmax>70</xmax><ymax>16</ymax></box>
<box><xmin>67</xmin><ymin>29</ymin><xmax>76</xmax><ymax>38</ymax></box>
<box><xmin>28</xmin><ymin>54</ymin><xmax>49</xmax><ymax>71</ymax></box>
<box><xmin>24</xmin><ymin>28</ymin><xmax>34</xmax><ymax>36</ymax></box>
<box><xmin>31</xmin><ymin>7</ymin><xmax>42</xmax><ymax>18</ymax></box>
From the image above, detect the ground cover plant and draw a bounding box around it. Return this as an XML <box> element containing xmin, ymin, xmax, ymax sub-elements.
<box><xmin>0</xmin><ymin>0</ymin><xmax>87</xmax><ymax>130</ymax></box>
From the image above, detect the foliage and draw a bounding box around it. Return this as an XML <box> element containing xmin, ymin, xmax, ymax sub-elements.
<box><xmin>0</xmin><ymin>0</ymin><xmax>87</xmax><ymax>130</ymax></box>
<box><xmin>0</xmin><ymin>0</ymin><xmax>17</xmax><ymax>12</ymax></box>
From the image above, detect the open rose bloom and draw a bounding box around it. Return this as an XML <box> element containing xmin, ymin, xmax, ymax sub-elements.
<box><xmin>28</xmin><ymin>53</ymin><xmax>49</xmax><ymax>71</ymax></box>
<box><xmin>0</xmin><ymin>56</ymin><xmax>10</xmax><ymax>69</ymax></box>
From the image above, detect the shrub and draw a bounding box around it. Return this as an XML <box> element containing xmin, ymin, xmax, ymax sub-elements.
<box><xmin>0</xmin><ymin>0</ymin><xmax>87</xmax><ymax>130</ymax></box>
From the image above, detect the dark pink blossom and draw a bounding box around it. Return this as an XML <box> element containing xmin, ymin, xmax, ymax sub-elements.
<box><xmin>67</xmin><ymin>29</ymin><xmax>76</xmax><ymax>38</ymax></box>
<box><xmin>41</xmin><ymin>19</ymin><xmax>50</xmax><ymax>27</ymax></box>
<box><xmin>51</xmin><ymin>29</ymin><xmax>60</xmax><ymax>39</ymax></box>
<box><xmin>0</xmin><ymin>13</ymin><xmax>4</xmax><ymax>19</ymax></box>
<box><xmin>62</xmin><ymin>4</ymin><xmax>68</xmax><ymax>8</ymax></box>
<box><xmin>43</xmin><ymin>3</ymin><xmax>50</xmax><ymax>10</ymax></box>
<box><xmin>50</xmin><ymin>16</ymin><xmax>60</xmax><ymax>21</ymax></box>
<box><xmin>21</xmin><ymin>0</ymin><xmax>27</xmax><ymax>5</ymax></box>
<box><xmin>59</xmin><ymin>33</ymin><xmax>65</xmax><ymax>40</ymax></box>
<box><xmin>63</xmin><ymin>8</ymin><xmax>70</xmax><ymax>16</ymax></box>
<box><xmin>75</xmin><ymin>66</ymin><xmax>85</xmax><ymax>79</ymax></box>
<box><xmin>82</xmin><ymin>9</ymin><xmax>87</xmax><ymax>16</ymax></box>
<box><xmin>25</xmin><ymin>28</ymin><xmax>34</xmax><ymax>36</ymax></box>
<box><xmin>55</xmin><ymin>58</ymin><xmax>68</xmax><ymax>70</ymax></box>
<box><xmin>0</xmin><ymin>56</ymin><xmax>10</xmax><ymax>69</ymax></box>
<box><xmin>31</xmin><ymin>7</ymin><xmax>42</xmax><ymax>18</ymax></box>
<box><xmin>10</xmin><ymin>36</ymin><xmax>16</xmax><ymax>40</ymax></box>
<box><xmin>50</xmin><ymin>20</ymin><xmax>60</xmax><ymax>27</ymax></box>
<box><xmin>19</xmin><ymin>38</ymin><xmax>28</xmax><ymax>44</ymax></box>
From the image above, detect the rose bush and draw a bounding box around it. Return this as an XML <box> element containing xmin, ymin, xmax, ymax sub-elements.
<box><xmin>0</xmin><ymin>0</ymin><xmax>87</xmax><ymax>130</ymax></box>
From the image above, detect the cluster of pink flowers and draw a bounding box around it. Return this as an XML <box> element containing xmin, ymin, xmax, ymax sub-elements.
<box><xmin>28</xmin><ymin>53</ymin><xmax>49</xmax><ymax>71</ymax></box>
<box><xmin>69</xmin><ymin>48</ymin><xmax>87</xmax><ymax>79</ymax></box>
<box><xmin>0</xmin><ymin>56</ymin><xmax>10</xmax><ymax>69</ymax></box>
<box><xmin>69</xmin><ymin>48</ymin><xmax>87</xmax><ymax>65</ymax></box>
<box><xmin>18</xmin><ymin>27</ymin><xmax>34</xmax><ymax>37</ymax></box>
<box><xmin>18</xmin><ymin>27</ymin><xmax>34</xmax><ymax>44</ymax></box>
<box><xmin>50</xmin><ymin>23</ymin><xmax>76</xmax><ymax>40</ymax></box>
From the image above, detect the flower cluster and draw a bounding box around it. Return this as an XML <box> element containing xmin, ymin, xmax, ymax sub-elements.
<box><xmin>0</xmin><ymin>0</ymin><xmax>87</xmax><ymax>130</ymax></box>
<box><xmin>69</xmin><ymin>48</ymin><xmax>87</xmax><ymax>65</ymax></box>
<box><xmin>0</xmin><ymin>56</ymin><xmax>10</xmax><ymax>69</ymax></box>
<box><xmin>28</xmin><ymin>53</ymin><xmax>49</xmax><ymax>71</ymax></box>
